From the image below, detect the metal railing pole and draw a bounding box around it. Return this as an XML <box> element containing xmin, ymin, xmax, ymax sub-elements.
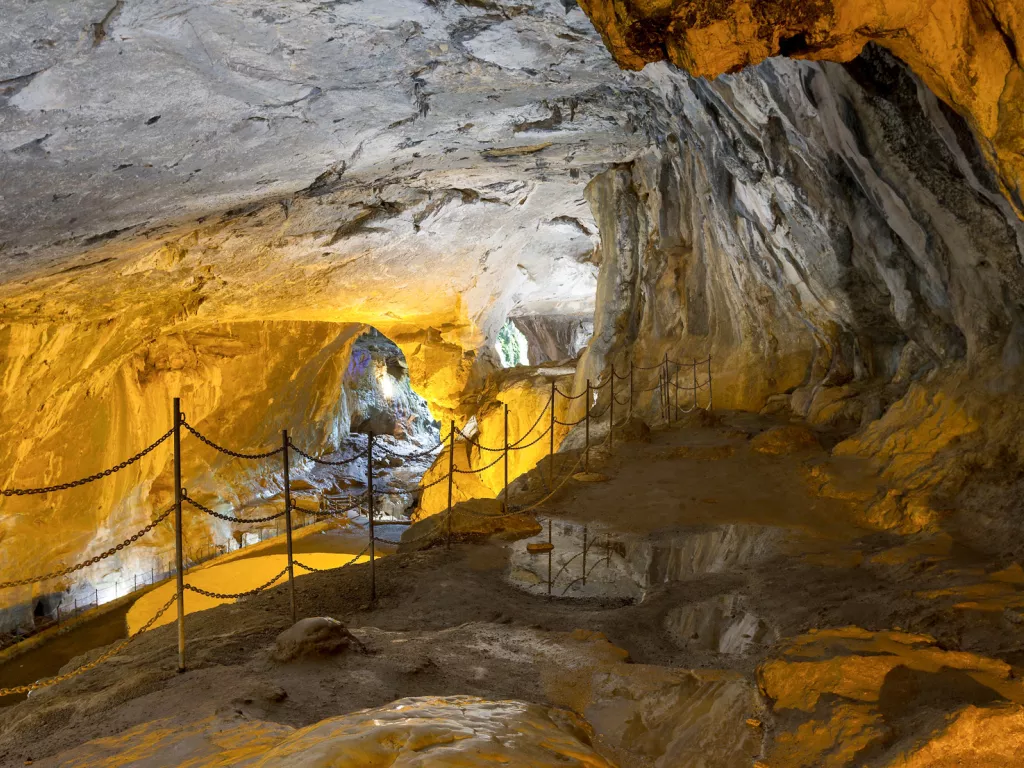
<box><xmin>172</xmin><ymin>397</ymin><xmax>185</xmax><ymax>673</ymax></box>
<box><xmin>282</xmin><ymin>429</ymin><xmax>296</xmax><ymax>623</ymax></box>
<box><xmin>584</xmin><ymin>379</ymin><xmax>591</xmax><ymax>473</ymax></box>
<box><xmin>368</xmin><ymin>431</ymin><xmax>375</xmax><ymax>603</ymax></box>
<box><xmin>582</xmin><ymin>525</ymin><xmax>588</xmax><ymax>587</ymax></box>
<box><xmin>547</xmin><ymin>518</ymin><xmax>553</xmax><ymax>595</ymax></box>
<box><xmin>628</xmin><ymin>360</ymin><xmax>634</xmax><ymax>419</ymax></box>
<box><xmin>447</xmin><ymin>420</ymin><xmax>455</xmax><ymax>550</ymax></box>
<box><xmin>549</xmin><ymin>381</ymin><xmax>556</xmax><ymax>489</ymax></box>
<box><xmin>503</xmin><ymin>404</ymin><xmax>509</xmax><ymax>513</ymax></box>
<box><xmin>663</xmin><ymin>353</ymin><xmax>669</xmax><ymax>421</ymax></box>
<box><xmin>609</xmin><ymin>365</ymin><xmax>615</xmax><ymax>450</ymax></box>
<box><xmin>674</xmin><ymin>365</ymin><xmax>679</xmax><ymax>423</ymax></box>
<box><xmin>708</xmin><ymin>356</ymin><xmax>713</xmax><ymax>411</ymax></box>
<box><xmin>693</xmin><ymin>358</ymin><xmax>698</xmax><ymax>409</ymax></box>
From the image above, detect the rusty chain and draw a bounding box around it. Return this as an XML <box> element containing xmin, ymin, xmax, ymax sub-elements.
<box><xmin>2</xmin><ymin>428</ymin><xmax>173</xmax><ymax>497</ymax></box>
<box><xmin>288</xmin><ymin>441</ymin><xmax>363</xmax><ymax>466</ymax></box>
<box><xmin>182</xmin><ymin>494</ymin><xmax>286</xmax><ymax>524</ymax></box>
<box><xmin>0</xmin><ymin>594</ymin><xmax>178</xmax><ymax>697</ymax></box>
<box><xmin>294</xmin><ymin>543</ymin><xmax>370</xmax><ymax>573</ymax></box>
<box><xmin>508</xmin><ymin>424</ymin><xmax>552</xmax><ymax>452</ymax></box>
<box><xmin>451</xmin><ymin>451</ymin><xmax>505</xmax><ymax>475</ymax></box>
<box><xmin>373</xmin><ymin>432</ymin><xmax>451</xmax><ymax>459</ymax></box>
<box><xmin>0</xmin><ymin>505</ymin><xmax>174</xmax><ymax>589</ymax></box>
<box><xmin>182</xmin><ymin>421</ymin><xmax>282</xmax><ymax>460</ymax></box>
<box><xmin>183</xmin><ymin>567</ymin><xmax>288</xmax><ymax>599</ymax></box>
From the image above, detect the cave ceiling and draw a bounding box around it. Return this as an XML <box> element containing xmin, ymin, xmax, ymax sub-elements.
<box><xmin>0</xmin><ymin>0</ymin><xmax>662</xmax><ymax>343</ymax></box>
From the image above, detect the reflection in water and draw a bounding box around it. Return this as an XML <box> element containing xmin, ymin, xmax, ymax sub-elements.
<box><xmin>507</xmin><ymin>520</ymin><xmax>781</xmax><ymax>602</ymax></box>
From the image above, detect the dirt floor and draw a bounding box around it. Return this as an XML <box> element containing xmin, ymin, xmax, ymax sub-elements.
<box><xmin>2</xmin><ymin>412</ymin><xmax>1024</xmax><ymax>766</ymax></box>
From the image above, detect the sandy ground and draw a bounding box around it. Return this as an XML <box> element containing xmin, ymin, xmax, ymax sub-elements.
<box><xmin>2</xmin><ymin>412</ymin><xmax>1023</xmax><ymax>766</ymax></box>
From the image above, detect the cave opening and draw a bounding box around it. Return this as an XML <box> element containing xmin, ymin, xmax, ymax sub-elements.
<box><xmin>343</xmin><ymin>327</ymin><xmax>439</xmax><ymax>446</ymax></box>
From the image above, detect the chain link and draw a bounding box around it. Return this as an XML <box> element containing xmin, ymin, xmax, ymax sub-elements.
<box><xmin>183</xmin><ymin>494</ymin><xmax>286</xmax><ymax>524</ymax></box>
<box><xmin>294</xmin><ymin>543</ymin><xmax>370</xmax><ymax>573</ymax></box>
<box><xmin>0</xmin><ymin>594</ymin><xmax>178</xmax><ymax>697</ymax></box>
<box><xmin>2</xmin><ymin>428</ymin><xmax>173</xmax><ymax>497</ymax></box>
<box><xmin>508</xmin><ymin>424</ymin><xmax>552</xmax><ymax>452</ymax></box>
<box><xmin>184</xmin><ymin>567</ymin><xmax>288</xmax><ymax>599</ymax></box>
<box><xmin>373</xmin><ymin>432</ymin><xmax>450</xmax><ymax>459</ymax></box>
<box><xmin>0</xmin><ymin>506</ymin><xmax>174</xmax><ymax>589</ymax></box>
<box><xmin>451</xmin><ymin>451</ymin><xmax>505</xmax><ymax>475</ymax></box>
<box><xmin>182</xmin><ymin>421</ymin><xmax>282</xmax><ymax>460</ymax></box>
<box><xmin>289</xmin><ymin>441</ymin><xmax>364</xmax><ymax>466</ymax></box>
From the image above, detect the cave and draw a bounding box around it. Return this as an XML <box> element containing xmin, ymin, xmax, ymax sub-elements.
<box><xmin>2</xmin><ymin>0</ymin><xmax>1024</xmax><ymax>765</ymax></box>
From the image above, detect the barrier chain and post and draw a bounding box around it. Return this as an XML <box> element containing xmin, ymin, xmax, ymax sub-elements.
<box><xmin>172</xmin><ymin>397</ymin><xmax>186</xmax><ymax>674</ymax></box>
<box><xmin>693</xmin><ymin>358</ymin><xmax>698</xmax><ymax>409</ymax></box>
<box><xmin>368</xmin><ymin>431</ymin><xmax>376</xmax><ymax>603</ymax></box>
<box><xmin>1</xmin><ymin>351</ymin><xmax>713</xmax><ymax>699</ymax></box>
<box><xmin>708</xmin><ymin>356</ymin><xmax>714</xmax><ymax>411</ymax></box>
<box><xmin>609</xmin><ymin>365</ymin><xmax>615</xmax><ymax>450</ymax></box>
<box><xmin>447</xmin><ymin>420</ymin><xmax>455</xmax><ymax>549</ymax></box>
<box><xmin>282</xmin><ymin>429</ymin><xmax>296</xmax><ymax>623</ymax></box>
<box><xmin>629</xmin><ymin>361</ymin><xmax>634</xmax><ymax>419</ymax></box>
<box><xmin>584</xmin><ymin>379</ymin><xmax>591</xmax><ymax>473</ymax></box>
<box><xmin>673</xmin><ymin>365</ymin><xmax>679</xmax><ymax>424</ymax></box>
<box><xmin>548</xmin><ymin>379</ymin><xmax>556</xmax><ymax>489</ymax></box>
<box><xmin>503</xmin><ymin>404</ymin><xmax>509</xmax><ymax>513</ymax></box>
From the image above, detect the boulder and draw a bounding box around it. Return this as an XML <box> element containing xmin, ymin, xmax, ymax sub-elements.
<box><xmin>750</xmin><ymin>425</ymin><xmax>821</xmax><ymax>455</ymax></box>
<box><xmin>617</xmin><ymin>416</ymin><xmax>651</xmax><ymax>443</ymax></box>
<box><xmin>272</xmin><ymin>617</ymin><xmax>363</xmax><ymax>663</ymax></box>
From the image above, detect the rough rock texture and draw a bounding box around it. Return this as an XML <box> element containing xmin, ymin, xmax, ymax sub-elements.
<box><xmin>750</xmin><ymin>425</ymin><xmax>820</xmax><ymax>456</ymax></box>
<box><xmin>576</xmin><ymin>0</ymin><xmax>1024</xmax><ymax>220</ymax></box>
<box><xmin>272</xmin><ymin>617</ymin><xmax>361</xmax><ymax>663</ymax></box>
<box><xmin>0</xmin><ymin>0</ymin><xmax>656</xmax><ymax>623</ymax></box>
<box><xmin>577</xmin><ymin>47</ymin><xmax>1024</xmax><ymax>414</ymax></box>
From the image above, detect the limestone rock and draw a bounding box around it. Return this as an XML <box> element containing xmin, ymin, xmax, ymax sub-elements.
<box><xmin>401</xmin><ymin>499</ymin><xmax>541</xmax><ymax>553</ymax></box>
<box><xmin>255</xmin><ymin>696</ymin><xmax>614</xmax><ymax>767</ymax></box>
<box><xmin>576</xmin><ymin>0</ymin><xmax>1024</xmax><ymax>220</ymax></box>
<box><xmin>750</xmin><ymin>426</ymin><xmax>821</xmax><ymax>455</ymax></box>
<box><xmin>272</xmin><ymin>617</ymin><xmax>362</xmax><ymax>663</ymax></box>
<box><xmin>618</xmin><ymin>416</ymin><xmax>652</xmax><ymax>443</ymax></box>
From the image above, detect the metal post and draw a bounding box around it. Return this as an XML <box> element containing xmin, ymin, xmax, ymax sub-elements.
<box><xmin>663</xmin><ymin>353</ymin><xmax>669</xmax><ymax>421</ymax></box>
<box><xmin>368</xmin><ymin>431</ymin><xmax>375</xmax><ymax>602</ymax></box>
<box><xmin>674</xmin><ymin>365</ymin><xmax>679</xmax><ymax>423</ymax></box>
<box><xmin>549</xmin><ymin>380</ymin><xmax>556</xmax><ymax>489</ymax></box>
<box><xmin>134</xmin><ymin>574</ymin><xmax>137</xmax><ymax>592</ymax></box>
<box><xmin>503</xmin><ymin>404</ymin><xmax>509</xmax><ymax>513</ymax></box>
<box><xmin>173</xmin><ymin>397</ymin><xmax>185</xmax><ymax>673</ymax></box>
<box><xmin>582</xmin><ymin>525</ymin><xmax>588</xmax><ymax>587</ymax></box>
<box><xmin>547</xmin><ymin>518</ymin><xmax>553</xmax><ymax>595</ymax></box>
<box><xmin>282</xmin><ymin>429</ymin><xmax>296</xmax><ymax>623</ymax></box>
<box><xmin>693</xmin><ymin>358</ymin><xmax>698</xmax><ymax>409</ymax></box>
<box><xmin>584</xmin><ymin>379</ymin><xmax>591</xmax><ymax>473</ymax></box>
<box><xmin>708</xmin><ymin>356</ymin><xmax>713</xmax><ymax>411</ymax></box>
<box><xmin>609</xmin><ymin>365</ymin><xmax>615</xmax><ymax>450</ymax></box>
<box><xmin>628</xmin><ymin>360</ymin><xmax>634</xmax><ymax>419</ymax></box>
<box><xmin>447</xmin><ymin>420</ymin><xmax>455</xmax><ymax>550</ymax></box>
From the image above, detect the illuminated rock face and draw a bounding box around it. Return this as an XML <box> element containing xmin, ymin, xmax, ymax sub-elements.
<box><xmin>577</xmin><ymin>47</ymin><xmax>1024</xmax><ymax>416</ymax></box>
<box><xmin>54</xmin><ymin>697</ymin><xmax>615</xmax><ymax>768</ymax></box>
<box><xmin>576</xmin><ymin>0</ymin><xmax>1024</xmax><ymax>219</ymax></box>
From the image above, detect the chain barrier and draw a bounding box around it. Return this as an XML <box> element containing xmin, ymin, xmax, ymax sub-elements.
<box><xmin>0</xmin><ymin>594</ymin><xmax>178</xmax><ymax>697</ymax></box>
<box><xmin>183</xmin><ymin>567</ymin><xmax>288</xmax><ymax>600</ymax></box>
<box><xmin>373</xmin><ymin>433</ymin><xmax>450</xmax><ymax>459</ymax></box>
<box><xmin>458</xmin><ymin>396</ymin><xmax>553</xmax><ymax>453</ymax></box>
<box><xmin>554</xmin><ymin>386</ymin><xmax>588</xmax><ymax>401</ymax></box>
<box><xmin>183</xmin><ymin>494</ymin><xmax>287</xmax><ymax>525</ymax></box>
<box><xmin>508</xmin><ymin>424</ymin><xmax>552</xmax><ymax>452</ymax></box>
<box><xmin>0</xmin><ymin>505</ymin><xmax>174</xmax><ymax>589</ymax></box>
<box><xmin>1</xmin><ymin>428</ymin><xmax>173</xmax><ymax>498</ymax></box>
<box><xmin>183</xmin><ymin>421</ymin><xmax>282</xmax><ymax>460</ymax></box>
<box><xmin>452</xmin><ymin>451</ymin><xmax>506</xmax><ymax>475</ymax></box>
<box><xmin>294</xmin><ymin>543</ymin><xmax>370</xmax><ymax>573</ymax></box>
<box><xmin>288</xmin><ymin>441</ymin><xmax>363</xmax><ymax>466</ymax></box>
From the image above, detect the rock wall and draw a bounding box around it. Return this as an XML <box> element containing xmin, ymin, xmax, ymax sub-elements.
<box><xmin>577</xmin><ymin>0</ymin><xmax>1024</xmax><ymax>221</ymax></box>
<box><xmin>578</xmin><ymin>46</ymin><xmax>1024</xmax><ymax>418</ymax></box>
